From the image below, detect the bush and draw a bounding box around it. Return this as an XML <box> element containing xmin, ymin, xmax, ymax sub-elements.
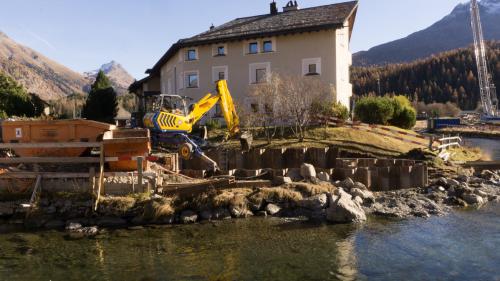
<box><xmin>355</xmin><ymin>95</ymin><xmax>416</xmax><ymax>129</ymax></box>
<box><xmin>355</xmin><ymin>96</ymin><xmax>394</xmax><ymax>125</ymax></box>
<box><xmin>389</xmin><ymin>96</ymin><xmax>416</xmax><ymax>129</ymax></box>
<box><xmin>312</xmin><ymin>101</ymin><xmax>349</xmax><ymax>121</ymax></box>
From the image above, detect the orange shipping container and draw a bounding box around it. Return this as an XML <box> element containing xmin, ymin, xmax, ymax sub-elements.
<box><xmin>103</xmin><ymin>129</ymin><xmax>151</xmax><ymax>171</ymax></box>
<box><xmin>1</xmin><ymin>119</ymin><xmax>115</xmax><ymax>157</ymax></box>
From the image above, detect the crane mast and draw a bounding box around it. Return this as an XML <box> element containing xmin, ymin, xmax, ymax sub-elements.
<box><xmin>470</xmin><ymin>0</ymin><xmax>499</xmax><ymax>118</ymax></box>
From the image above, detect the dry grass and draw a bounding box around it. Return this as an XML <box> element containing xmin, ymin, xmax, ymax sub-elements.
<box><xmin>214</xmin><ymin>126</ymin><xmax>422</xmax><ymax>157</ymax></box>
<box><xmin>449</xmin><ymin>146</ymin><xmax>484</xmax><ymax>162</ymax></box>
<box><xmin>286</xmin><ymin>182</ymin><xmax>334</xmax><ymax>197</ymax></box>
<box><xmin>248</xmin><ymin>187</ymin><xmax>304</xmax><ymax>205</ymax></box>
<box><xmin>100</xmin><ymin>196</ymin><xmax>136</xmax><ymax>214</ymax></box>
<box><xmin>143</xmin><ymin>197</ymin><xmax>175</xmax><ymax>220</ymax></box>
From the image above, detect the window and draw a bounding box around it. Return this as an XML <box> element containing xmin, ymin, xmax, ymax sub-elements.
<box><xmin>302</xmin><ymin>58</ymin><xmax>322</xmax><ymax>76</ymax></box>
<box><xmin>263</xmin><ymin>41</ymin><xmax>273</xmax><ymax>52</ymax></box>
<box><xmin>256</xmin><ymin>68</ymin><xmax>267</xmax><ymax>83</ymax></box>
<box><xmin>217</xmin><ymin>46</ymin><xmax>225</xmax><ymax>56</ymax></box>
<box><xmin>308</xmin><ymin>64</ymin><xmax>318</xmax><ymax>75</ymax></box>
<box><xmin>187</xmin><ymin>49</ymin><xmax>197</xmax><ymax>61</ymax></box>
<box><xmin>218</xmin><ymin>71</ymin><xmax>225</xmax><ymax>80</ymax></box>
<box><xmin>249</xmin><ymin>42</ymin><xmax>258</xmax><ymax>54</ymax></box>
<box><xmin>186</xmin><ymin>73</ymin><xmax>198</xmax><ymax>88</ymax></box>
<box><xmin>249</xmin><ymin>62</ymin><xmax>270</xmax><ymax>84</ymax></box>
<box><xmin>212</xmin><ymin>66</ymin><xmax>228</xmax><ymax>82</ymax></box>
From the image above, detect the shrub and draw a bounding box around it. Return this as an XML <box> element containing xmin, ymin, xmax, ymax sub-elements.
<box><xmin>312</xmin><ymin>101</ymin><xmax>349</xmax><ymax>121</ymax></box>
<box><xmin>389</xmin><ymin>96</ymin><xmax>416</xmax><ymax>129</ymax></box>
<box><xmin>0</xmin><ymin>72</ymin><xmax>44</xmax><ymax>117</ymax></box>
<box><xmin>355</xmin><ymin>96</ymin><xmax>394</xmax><ymax>125</ymax></box>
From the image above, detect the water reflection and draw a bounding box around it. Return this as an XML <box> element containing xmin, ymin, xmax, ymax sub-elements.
<box><xmin>1</xmin><ymin>206</ymin><xmax>499</xmax><ymax>281</ymax></box>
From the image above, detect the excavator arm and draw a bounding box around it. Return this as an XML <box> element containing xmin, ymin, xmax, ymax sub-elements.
<box><xmin>186</xmin><ymin>80</ymin><xmax>240</xmax><ymax>136</ymax></box>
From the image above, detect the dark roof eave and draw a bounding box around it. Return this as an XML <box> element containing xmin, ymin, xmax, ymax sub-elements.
<box><xmin>149</xmin><ymin>23</ymin><xmax>344</xmax><ymax>75</ymax></box>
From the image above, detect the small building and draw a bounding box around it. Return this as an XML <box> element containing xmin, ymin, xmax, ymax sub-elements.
<box><xmin>130</xmin><ymin>0</ymin><xmax>358</xmax><ymax>116</ymax></box>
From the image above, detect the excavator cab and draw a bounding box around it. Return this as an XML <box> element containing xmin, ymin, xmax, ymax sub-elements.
<box><xmin>150</xmin><ymin>95</ymin><xmax>191</xmax><ymax>117</ymax></box>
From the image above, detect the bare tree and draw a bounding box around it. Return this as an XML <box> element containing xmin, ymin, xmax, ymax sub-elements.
<box><xmin>280</xmin><ymin>74</ymin><xmax>332</xmax><ymax>141</ymax></box>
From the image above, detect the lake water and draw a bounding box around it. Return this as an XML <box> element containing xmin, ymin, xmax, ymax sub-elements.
<box><xmin>1</xmin><ymin>203</ymin><xmax>499</xmax><ymax>281</ymax></box>
<box><xmin>463</xmin><ymin>137</ymin><xmax>500</xmax><ymax>161</ymax></box>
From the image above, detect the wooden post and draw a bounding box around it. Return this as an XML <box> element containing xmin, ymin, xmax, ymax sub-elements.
<box><xmin>89</xmin><ymin>167</ymin><xmax>95</xmax><ymax>193</ymax></box>
<box><xmin>94</xmin><ymin>144</ymin><xmax>105</xmax><ymax>211</ymax></box>
<box><xmin>137</xmin><ymin>156</ymin><xmax>144</xmax><ymax>193</ymax></box>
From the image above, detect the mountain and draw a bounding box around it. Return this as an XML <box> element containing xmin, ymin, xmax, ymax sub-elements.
<box><xmin>0</xmin><ymin>31</ymin><xmax>88</xmax><ymax>100</ymax></box>
<box><xmin>84</xmin><ymin>61</ymin><xmax>135</xmax><ymax>95</ymax></box>
<box><xmin>351</xmin><ymin>42</ymin><xmax>500</xmax><ymax>110</ymax></box>
<box><xmin>353</xmin><ymin>0</ymin><xmax>500</xmax><ymax>66</ymax></box>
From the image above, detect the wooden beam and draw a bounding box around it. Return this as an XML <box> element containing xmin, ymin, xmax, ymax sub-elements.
<box><xmin>0</xmin><ymin>171</ymin><xmax>158</xmax><ymax>179</ymax></box>
<box><xmin>94</xmin><ymin>144</ymin><xmax>105</xmax><ymax>211</ymax></box>
<box><xmin>0</xmin><ymin>142</ymin><xmax>101</xmax><ymax>149</ymax></box>
<box><xmin>0</xmin><ymin>157</ymin><xmax>100</xmax><ymax>164</ymax></box>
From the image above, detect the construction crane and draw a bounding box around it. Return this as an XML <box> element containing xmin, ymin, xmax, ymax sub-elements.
<box><xmin>142</xmin><ymin>80</ymin><xmax>242</xmax><ymax>171</ymax></box>
<box><xmin>470</xmin><ymin>0</ymin><xmax>499</xmax><ymax>119</ymax></box>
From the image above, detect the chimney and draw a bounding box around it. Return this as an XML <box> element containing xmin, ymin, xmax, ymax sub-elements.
<box><xmin>270</xmin><ymin>1</ymin><xmax>278</xmax><ymax>15</ymax></box>
<box><xmin>283</xmin><ymin>0</ymin><xmax>299</xmax><ymax>12</ymax></box>
<box><xmin>210</xmin><ymin>24</ymin><xmax>215</xmax><ymax>30</ymax></box>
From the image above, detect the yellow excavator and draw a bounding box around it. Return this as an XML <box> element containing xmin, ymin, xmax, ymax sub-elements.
<box><xmin>142</xmin><ymin>80</ymin><xmax>243</xmax><ymax>170</ymax></box>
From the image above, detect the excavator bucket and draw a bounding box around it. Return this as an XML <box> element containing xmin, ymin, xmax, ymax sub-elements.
<box><xmin>216</xmin><ymin>80</ymin><xmax>240</xmax><ymax>136</ymax></box>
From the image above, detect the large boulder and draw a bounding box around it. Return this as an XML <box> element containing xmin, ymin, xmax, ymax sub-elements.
<box><xmin>297</xmin><ymin>194</ymin><xmax>328</xmax><ymax>210</ymax></box>
<box><xmin>461</xmin><ymin>194</ymin><xmax>485</xmax><ymax>205</ymax></box>
<box><xmin>350</xmin><ymin>188</ymin><xmax>375</xmax><ymax>203</ymax></box>
<box><xmin>300</xmin><ymin>163</ymin><xmax>317</xmax><ymax>179</ymax></box>
<box><xmin>286</xmin><ymin>169</ymin><xmax>302</xmax><ymax>182</ymax></box>
<box><xmin>326</xmin><ymin>189</ymin><xmax>367</xmax><ymax>223</ymax></box>
<box><xmin>212</xmin><ymin>208</ymin><xmax>232</xmax><ymax>220</ymax></box>
<box><xmin>317</xmin><ymin>172</ymin><xmax>331</xmax><ymax>182</ymax></box>
<box><xmin>273</xmin><ymin>176</ymin><xmax>292</xmax><ymax>185</ymax></box>
<box><xmin>338</xmin><ymin>178</ymin><xmax>355</xmax><ymax>191</ymax></box>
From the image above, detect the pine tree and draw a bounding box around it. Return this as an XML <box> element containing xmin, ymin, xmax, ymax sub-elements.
<box><xmin>82</xmin><ymin>70</ymin><xmax>118</xmax><ymax>124</ymax></box>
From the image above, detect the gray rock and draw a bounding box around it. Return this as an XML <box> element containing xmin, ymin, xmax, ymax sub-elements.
<box><xmin>338</xmin><ymin>178</ymin><xmax>355</xmax><ymax>191</ymax></box>
<box><xmin>353</xmin><ymin>182</ymin><xmax>368</xmax><ymax>190</ymax></box>
<box><xmin>285</xmin><ymin>169</ymin><xmax>302</xmax><ymax>182</ymax></box>
<box><xmin>97</xmin><ymin>217</ymin><xmax>127</xmax><ymax>227</ymax></box>
<box><xmin>265</xmin><ymin>203</ymin><xmax>281</xmax><ymax>216</ymax></box>
<box><xmin>273</xmin><ymin>176</ymin><xmax>292</xmax><ymax>185</ymax></box>
<box><xmin>199</xmin><ymin>209</ymin><xmax>213</xmax><ymax>221</ymax></box>
<box><xmin>297</xmin><ymin>194</ymin><xmax>328</xmax><ymax>210</ymax></box>
<box><xmin>78</xmin><ymin>226</ymin><xmax>99</xmax><ymax>237</ymax></box>
<box><xmin>180</xmin><ymin>210</ymin><xmax>198</xmax><ymax>224</ymax></box>
<box><xmin>65</xmin><ymin>222</ymin><xmax>82</xmax><ymax>231</ymax></box>
<box><xmin>447</xmin><ymin>179</ymin><xmax>460</xmax><ymax>188</ymax></box>
<box><xmin>350</xmin><ymin>188</ymin><xmax>375</xmax><ymax>202</ymax></box>
<box><xmin>474</xmin><ymin>189</ymin><xmax>488</xmax><ymax>198</ymax></box>
<box><xmin>326</xmin><ymin>190</ymin><xmax>367</xmax><ymax>223</ymax></box>
<box><xmin>300</xmin><ymin>163</ymin><xmax>317</xmax><ymax>179</ymax></box>
<box><xmin>437</xmin><ymin>186</ymin><xmax>446</xmax><ymax>192</ymax></box>
<box><xmin>461</xmin><ymin>194</ymin><xmax>485</xmax><ymax>205</ymax></box>
<box><xmin>353</xmin><ymin>196</ymin><xmax>364</xmax><ymax>205</ymax></box>
<box><xmin>317</xmin><ymin>172</ymin><xmax>330</xmax><ymax>182</ymax></box>
<box><xmin>435</xmin><ymin>177</ymin><xmax>448</xmax><ymax>187</ymax></box>
<box><xmin>456</xmin><ymin>175</ymin><xmax>470</xmax><ymax>183</ymax></box>
<box><xmin>229</xmin><ymin>206</ymin><xmax>253</xmax><ymax>218</ymax></box>
<box><xmin>212</xmin><ymin>208</ymin><xmax>232</xmax><ymax>220</ymax></box>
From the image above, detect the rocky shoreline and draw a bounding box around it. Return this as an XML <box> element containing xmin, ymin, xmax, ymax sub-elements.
<box><xmin>1</xmin><ymin>166</ymin><xmax>499</xmax><ymax>238</ymax></box>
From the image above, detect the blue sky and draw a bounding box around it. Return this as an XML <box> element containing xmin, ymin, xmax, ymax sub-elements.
<box><xmin>0</xmin><ymin>0</ymin><xmax>467</xmax><ymax>79</ymax></box>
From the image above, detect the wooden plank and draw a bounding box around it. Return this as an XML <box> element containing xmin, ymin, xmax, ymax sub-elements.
<box><xmin>162</xmin><ymin>178</ymin><xmax>236</xmax><ymax>196</ymax></box>
<box><xmin>137</xmin><ymin>156</ymin><xmax>144</xmax><ymax>192</ymax></box>
<box><xmin>0</xmin><ymin>157</ymin><xmax>100</xmax><ymax>164</ymax></box>
<box><xmin>0</xmin><ymin>171</ymin><xmax>158</xmax><ymax>179</ymax></box>
<box><xmin>0</xmin><ymin>142</ymin><xmax>101</xmax><ymax>149</ymax></box>
<box><xmin>94</xmin><ymin>144</ymin><xmax>105</xmax><ymax>211</ymax></box>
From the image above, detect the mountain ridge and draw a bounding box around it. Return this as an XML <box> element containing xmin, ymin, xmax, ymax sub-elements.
<box><xmin>353</xmin><ymin>0</ymin><xmax>500</xmax><ymax>66</ymax></box>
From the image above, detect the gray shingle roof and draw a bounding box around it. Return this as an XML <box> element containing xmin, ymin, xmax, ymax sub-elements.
<box><xmin>148</xmin><ymin>1</ymin><xmax>358</xmax><ymax>74</ymax></box>
<box><xmin>183</xmin><ymin>1</ymin><xmax>358</xmax><ymax>45</ymax></box>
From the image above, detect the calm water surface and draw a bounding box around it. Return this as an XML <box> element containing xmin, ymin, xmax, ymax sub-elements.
<box><xmin>1</xmin><ymin>204</ymin><xmax>499</xmax><ymax>281</ymax></box>
<box><xmin>463</xmin><ymin>137</ymin><xmax>500</xmax><ymax>161</ymax></box>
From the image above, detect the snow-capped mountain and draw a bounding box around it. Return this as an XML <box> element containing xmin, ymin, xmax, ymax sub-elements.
<box><xmin>84</xmin><ymin>61</ymin><xmax>135</xmax><ymax>95</ymax></box>
<box><xmin>354</xmin><ymin>0</ymin><xmax>500</xmax><ymax>66</ymax></box>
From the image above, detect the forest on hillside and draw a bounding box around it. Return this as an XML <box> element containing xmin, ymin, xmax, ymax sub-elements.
<box><xmin>351</xmin><ymin>41</ymin><xmax>500</xmax><ymax>110</ymax></box>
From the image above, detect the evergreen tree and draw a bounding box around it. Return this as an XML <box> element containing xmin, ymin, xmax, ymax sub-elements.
<box><xmin>82</xmin><ymin>70</ymin><xmax>118</xmax><ymax>124</ymax></box>
<box><xmin>0</xmin><ymin>72</ymin><xmax>42</xmax><ymax>117</ymax></box>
